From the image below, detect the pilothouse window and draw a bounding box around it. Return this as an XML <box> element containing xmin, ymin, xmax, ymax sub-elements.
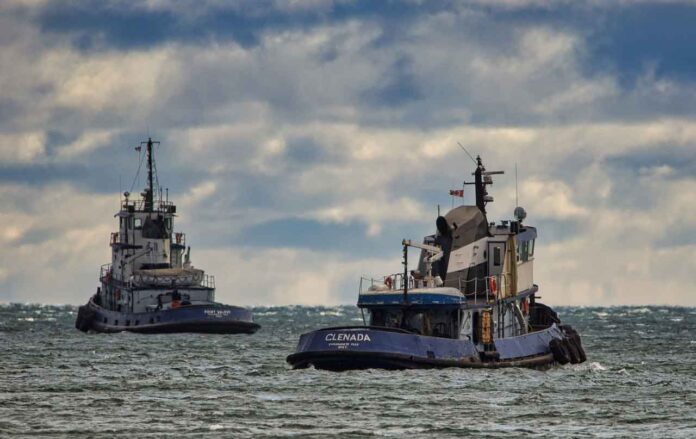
<box><xmin>493</xmin><ymin>247</ymin><xmax>501</xmax><ymax>266</ymax></box>
<box><xmin>521</xmin><ymin>241</ymin><xmax>530</xmax><ymax>262</ymax></box>
<box><xmin>369</xmin><ymin>309</ymin><xmax>457</xmax><ymax>338</ymax></box>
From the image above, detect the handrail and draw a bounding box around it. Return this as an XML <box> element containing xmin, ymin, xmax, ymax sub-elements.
<box><xmin>201</xmin><ymin>274</ymin><xmax>216</xmax><ymax>289</ymax></box>
<box><xmin>121</xmin><ymin>199</ymin><xmax>175</xmax><ymax>212</ymax></box>
<box><xmin>100</xmin><ymin>263</ymin><xmax>215</xmax><ymax>289</ymax></box>
<box><xmin>359</xmin><ymin>271</ymin><xmax>515</xmax><ymax>304</ymax></box>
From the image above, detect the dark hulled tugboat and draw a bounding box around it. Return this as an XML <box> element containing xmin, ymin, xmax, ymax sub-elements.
<box><xmin>287</xmin><ymin>156</ymin><xmax>585</xmax><ymax>370</ymax></box>
<box><xmin>75</xmin><ymin>139</ymin><xmax>259</xmax><ymax>334</ymax></box>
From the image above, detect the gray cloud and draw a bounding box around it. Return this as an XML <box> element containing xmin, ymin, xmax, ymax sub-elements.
<box><xmin>0</xmin><ymin>0</ymin><xmax>695</xmax><ymax>305</ymax></box>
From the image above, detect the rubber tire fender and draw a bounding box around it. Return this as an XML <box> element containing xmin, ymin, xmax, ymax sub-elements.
<box><xmin>564</xmin><ymin>337</ymin><xmax>581</xmax><ymax>364</ymax></box>
<box><xmin>75</xmin><ymin>305</ymin><xmax>94</xmax><ymax>332</ymax></box>
<box><xmin>561</xmin><ymin>325</ymin><xmax>587</xmax><ymax>363</ymax></box>
<box><xmin>571</xmin><ymin>333</ymin><xmax>587</xmax><ymax>363</ymax></box>
<box><xmin>549</xmin><ymin>338</ymin><xmax>570</xmax><ymax>365</ymax></box>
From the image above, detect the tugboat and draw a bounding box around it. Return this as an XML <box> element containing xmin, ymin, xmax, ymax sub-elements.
<box><xmin>75</xmin><ymin>138</ymin><xmax>260</xmax><ymax>334</ymax></box>
<box><xmin>287</xmin><ymin>155</ymin><xmax>585</xmax><ymax>370</ymax></box>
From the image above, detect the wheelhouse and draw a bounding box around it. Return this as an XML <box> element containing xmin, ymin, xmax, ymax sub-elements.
<box><xmin>358</xmin><ymin>288</ymin><xmax>466</xmax><ymax>339</ymax></box>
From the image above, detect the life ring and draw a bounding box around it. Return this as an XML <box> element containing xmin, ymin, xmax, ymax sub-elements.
<box><xmin>488</xmin><ymin>277</ymin><xmax>497</xmax><ymax>298</ymax></box>
<box><xmin>384</xmin><ymin>276</ymin><xmax>393</xmax><ymax>289</ymax></box>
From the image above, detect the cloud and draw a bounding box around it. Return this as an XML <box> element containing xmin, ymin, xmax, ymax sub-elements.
<box><xmin>196</xmin><ymin>247</ymin><xmax>400</xmax><ymax>306</ymax></box>
<box><xmin>0</xmin><ymin>132</ymin><xmax>46</xmax><ymax>163</ymax></box>
<box><xmin>0</xmin><ymin>0</ymin><xmax>695</xmax><ymax>307</ymax></box>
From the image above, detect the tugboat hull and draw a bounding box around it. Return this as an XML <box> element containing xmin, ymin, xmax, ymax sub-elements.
<box><xmin>287</xmin><ymin>325</ymin><xmax>569</xmax><ymax>371</ymax></box>
<box><xmin>76</xmin><ymin>300</ymin><xmax>260</xmax><ymax>334</ymax></box>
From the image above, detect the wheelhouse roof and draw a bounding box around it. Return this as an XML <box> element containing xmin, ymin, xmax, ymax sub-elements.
<box><xmin>358</xmin><ymin>287</ymin><xmax>465</xmax><ymax>308</ymax></box>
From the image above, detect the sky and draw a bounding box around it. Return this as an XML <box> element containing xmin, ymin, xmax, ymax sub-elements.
<box><xmin>0</xmin><ymin>0</ymin><xmax>694</xmax><ymax>307</ymax></box>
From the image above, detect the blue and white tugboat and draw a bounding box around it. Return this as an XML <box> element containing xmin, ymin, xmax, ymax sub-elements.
<box><xmin>287</xmin><ymin>156</ymin><xmax>585</xmax><ymax>370</ymax></box>
<box><xmin>75</xmin><ymin>139</ymin><xmax>259</xmax><ymax>334</ymax></box>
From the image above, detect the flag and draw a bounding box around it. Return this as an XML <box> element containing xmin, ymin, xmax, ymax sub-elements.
<box><xmin>449</xmin><ymin>189</ymin><xmax>464</xmax><ymax>197</ymax></box>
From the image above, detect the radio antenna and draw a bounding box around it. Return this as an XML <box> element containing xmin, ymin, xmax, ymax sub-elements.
<box><xmin>457</xmin><ymin>142</ymin><xmax>478</xmax><ymax>165</ymax></box>
<box><xmin>515</xmin><ymin>163</ymin><xmax>519</xmax><ymax>207</ymax></box>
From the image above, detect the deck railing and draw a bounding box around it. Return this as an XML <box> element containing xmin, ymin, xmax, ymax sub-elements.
<box><xmin>359</xmin><ymin>271</ymin><xmax>514</xmax><ymax>304</ymax></box>
<box><xmin>121</xmin><ymin>199</ymin><xmax>176</xmax><ymax>213</ymax></box>
<box><xmin>100</xmin><ymin>263</ymin><xmax>216</xmax><ymax>289</ymax></box>
<box><xmin>201</xmin><ymin>274</ymin><xmax>216</xmax><ymax>289</ymax></box>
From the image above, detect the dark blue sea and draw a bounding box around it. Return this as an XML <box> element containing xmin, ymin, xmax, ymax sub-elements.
<box><xmin>1</xmin><ymin>305</ymin><xmax>694</xmax><ymax>437</ymax></box>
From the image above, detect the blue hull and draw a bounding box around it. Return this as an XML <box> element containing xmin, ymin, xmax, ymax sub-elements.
<box><xmin>78</xmin><ymin>300</ymin><xmax>260</xmax><ymax>334</ymax></box>
<box><xmin>287</xmin><ymin>325</ymin><xmax>564</xmax><ymax>370</ymax></box>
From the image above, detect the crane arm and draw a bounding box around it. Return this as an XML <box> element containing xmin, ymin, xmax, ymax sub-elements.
<box><xmin>402</xmin><ymin>239</ymin><xmax>443</xmax><ymax>262</ymax></box>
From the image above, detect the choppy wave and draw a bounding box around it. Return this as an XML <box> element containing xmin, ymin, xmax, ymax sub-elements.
<box><xmin>1</xmin><ymin>304</ymin><xmax>695</xmax><ymax>437</ymax></box>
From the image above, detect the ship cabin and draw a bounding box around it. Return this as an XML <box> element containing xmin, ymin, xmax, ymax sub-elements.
<box><xmin>358</xmin><ymin>285</ymin><xmax>466</xmax><ymax>339</ymax></box>
<box><xmin>95</xmin><ymin>139</ymin><xmax>216</xmax><ymax>314</ymax></box>
<box><xmin>356</xmin><ymin>156</ymin><xmax>541</xmax><ymax>344</ymax></box>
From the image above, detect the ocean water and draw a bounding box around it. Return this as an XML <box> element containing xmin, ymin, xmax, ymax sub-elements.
<box><xmin>1</xmin><ymin>305</ymin><xmax>694</xmax><ymax>438</ymax></box>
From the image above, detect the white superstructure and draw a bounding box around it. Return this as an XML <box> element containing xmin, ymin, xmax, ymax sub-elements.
<box><xmin>96</xmin><ymin>138</ymin><xmax>215</xmax><ymax>313</ymax></box>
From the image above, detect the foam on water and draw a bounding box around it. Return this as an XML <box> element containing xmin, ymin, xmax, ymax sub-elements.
<box><xmin>1</xmin><ymin>304</ymin><xmax>695</xmax><ymax>438</ymax></box>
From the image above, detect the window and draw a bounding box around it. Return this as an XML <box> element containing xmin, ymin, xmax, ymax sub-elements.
<box><xmin>529</xmin><ymin>239</ymin><xmax>535</xmax><ymax>257</ymax></box>
<box><xmin>165</xmin><ymin>218</ymin><xmax>172</xmax><ymax>232</ymax></box>
<box><xmin>521</xmin><ymin>241</ymin><xmax>529</xmax><ymax>262</ymax></box>
<box><xmin>493</xmin><ymin>247</ymin><xmax>501</xmax><ymax>266</ymax></box>
<box><xmin>370</xmin><ymin>309</ymin><xmax>402</xmax><ymax>328</ymax></box>
<box><xmin>134</xmin><ymin>218</ymin><xmax>142</xmax><ymax>229</ymax></box>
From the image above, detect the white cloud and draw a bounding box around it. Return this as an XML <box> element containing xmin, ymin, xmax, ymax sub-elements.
<box><xmin>55</xmin><ymin>130</ymin><xmax>117</xmax><ymax>160</ymax></box>
<box><xmin>0</xmin><ymin>2</ymin><xmax>694</xmax><ymax>308</ymax></box>
<box><xmin>0</xmin><ymin>131</ymin><xmax>46</xmax><ymax>163</ymax></box>
<box><xmin>196</xmin><ymin>247</ymin><xmax>401</xmax><ymax>306</ymax></box>
<box><xmin>521</xmin><ymin>179</ymin><xmax>589</xmax><ymax>220</ymax></box>
<box><xmin>49</xmin><ymin>48</ymin><xmax>181</xmax><ymax>113</ymax></box>
<box><xmin>309</xmin><ymin>196</ymin><xmax>430</xmax><ymax>236</ymax></box>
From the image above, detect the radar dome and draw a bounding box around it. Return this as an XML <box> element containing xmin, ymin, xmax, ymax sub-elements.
<box><xmin>514</xmin><ymin>206</ymin><xmax>527</xmax><ymax>222</ymax></box>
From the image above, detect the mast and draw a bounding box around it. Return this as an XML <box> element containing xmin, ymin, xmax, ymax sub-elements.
<box><xmin>465</xmin><ymin>155</ymin><xmax>503</xmax><ymax>216</ymax></box>
<box><xmin>402</xmin><ymin>242</ymin><xmax>409</xmax><ymax>304</ymax></box>
<box><xmin>400</xmin><ymin>241</ymin><xmax>409</xmax><ymax>329</ymax></box>
<box><xmin>141</xmin><ymin>137</ymin><xmax>160</xmax><ymax>212</ymax></box>
<box><xmin>474</xmin><ymin>156</ymin><xmax>485</xmax><ymax>214</ymax></box>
